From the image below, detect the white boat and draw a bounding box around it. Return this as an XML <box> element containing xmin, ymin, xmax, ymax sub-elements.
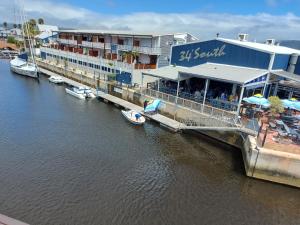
<box><xmin>48</xmin><ymin>75</ymin><xmax>64</xmax><ymax>84</ymax></box>
<box><xmin>10</xmin><ymin>3</ymin><xmax>39</xmax><ymax>79</ymax></box>
<box><xmin>121</xmin><ymin>110</ymin><xmax>145</xmax><ymax>125</ymax></box>
<box><xmin>83</xmin><ymin>87</ymin><xmax>96</xmax><ymax>98</ymax></box>
<box><xmin>10</xmin><ymin>57</ymin><xmax>38</xmax><ymax>78</ymax></box>
<box><xmin>65</xmin><ymin>86</ymin><xmax>86</xmax><ymax>99</ymax></box>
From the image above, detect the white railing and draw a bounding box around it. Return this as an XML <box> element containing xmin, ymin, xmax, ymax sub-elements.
<box><xmin>141</xmin><ymin>88</ymin><xmax>238</xmax><ymax>124</ymax></box>
<box><xmin>117</xmin><ymin>44</ymin><xmax>161</xmax><ymax>55</ymax></box>
<box><xmin>40</xmin><ymin>47</ymin><xmax>134</xmax><ymax>72</ymax></box>
<box><xmin>81</xmin><ymin>41</ymin><xmax>93</xmax><ymax>48</ymax></box>
<box><xmin>80</xmin><ymin>41</ymin><xmax>105</xmax><ymax>49</ymax></box>
<box><xmin>93</xmin><ymin>42</ymin><xmax>105</xmax><ymax>49</ymax></box>
<box><xmin>105</xmin><ymin>43</ymin><xmax>111</xmax><ymax>49</ymax></box>
<box><xmin>57</xmin><ymin>38</ymin><xmax>77</xmax><ymax>45</ymax></box>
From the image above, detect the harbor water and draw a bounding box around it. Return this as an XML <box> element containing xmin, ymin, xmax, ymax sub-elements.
<box><xmin>0</xmin><ymin>60</ymin><xmax>299</xmax><ymax>225</ymax></box>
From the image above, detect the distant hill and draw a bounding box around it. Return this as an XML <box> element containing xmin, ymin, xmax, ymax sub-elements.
<box><xmin>280</xmin><ymin>40</ymin><xmax>300</xmax><ymax>50</ymax></box>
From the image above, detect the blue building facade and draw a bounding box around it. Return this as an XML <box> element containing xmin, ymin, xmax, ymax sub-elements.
<box><xmin>171</xmin><ymin>39</ymin><xmax>294</xmax><ymax>72</ymax></box>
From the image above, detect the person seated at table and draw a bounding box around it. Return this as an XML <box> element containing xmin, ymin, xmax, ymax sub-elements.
<box><xmin>194</xmin><ymin>89</ymin><xmax>201</xmax><ymax>98</ymax></box>
<box><xmin>220</xmin><ymin>92</ymin><xmax>226</xmax><ymax>100</ymax></box>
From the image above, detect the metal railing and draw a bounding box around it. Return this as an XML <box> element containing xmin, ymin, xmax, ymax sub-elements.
<box><xmin>141</xmin><ymin>88</ymin><xmax>239</xmax><ymax>125</ymax></box>
<box><xmin>80</xmin><ymin>41</ymin><xmax>105</xmax><ymax>49</ymax></box>
<box><xmin>40</xmin><ymin>47</ymin><xmax>134</xmax><ymax>72</ymax></box>
<box><xmin>118</xmin><ymin>44</ymin><xmax>161</xmax><ymax>55</ymax></box>
<box><xmin>57</xmin><ymin>38</ymin><xmax>77</xmax><ymax>45</ymax></box>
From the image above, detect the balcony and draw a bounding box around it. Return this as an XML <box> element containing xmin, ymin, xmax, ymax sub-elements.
<box><xmin>57</xmin><ymin>38</ymin><xmax>77</xmax><ymax>45</ymax></box>
<box><xmin>135</xmin><ymin>64</ymin><xmax>157</xmax><ymax>69</ymax></box>
<box><xmin>40</xmin><ymin>47</ymin><xmax>134</xmax><ymax>72</ymax></box>
<box><xmin>118</xmin><ymin>45</ymin><xmax>161</xmax><ymax>55</ymax></box>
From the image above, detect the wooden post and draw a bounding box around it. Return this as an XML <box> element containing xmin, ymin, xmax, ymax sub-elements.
<box><xmin>262</xmin><ymin>126</ymin><xmax>269</xmax><ymax>147</ymax></box>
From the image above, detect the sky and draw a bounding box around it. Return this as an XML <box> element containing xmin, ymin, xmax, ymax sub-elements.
<box><xmin>1</xmin><ymin>0</ymin><xmax>300</xmax><ymax>40</ymax></box>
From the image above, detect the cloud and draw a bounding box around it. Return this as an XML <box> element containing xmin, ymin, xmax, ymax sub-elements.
<box><xmin>2</xmin><ymin>0</ymin><xmax>300</xmax><ymax>41</ymax></box>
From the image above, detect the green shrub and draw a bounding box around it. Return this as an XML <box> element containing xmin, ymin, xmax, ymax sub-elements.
<box><xmin>268</xmin><ymin>96</ymin><xmax>284</xmax><ymax>117</ymax></box>
<box><xmin>7</xmin><ymin>36</ymin><xmax>16</xmax><ymax>44</ymax></box>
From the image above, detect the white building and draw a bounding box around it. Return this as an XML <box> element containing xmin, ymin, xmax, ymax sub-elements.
<box><xmin>40</xmin><ymin>29</ymin><xmax>196</xmax><ymax>85</ymax></box>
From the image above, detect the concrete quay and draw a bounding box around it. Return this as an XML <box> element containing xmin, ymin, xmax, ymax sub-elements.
<box><xmin>0</xmin><ymin>214</ymin><xmax>29</xmax><ymax>225</ymax></box>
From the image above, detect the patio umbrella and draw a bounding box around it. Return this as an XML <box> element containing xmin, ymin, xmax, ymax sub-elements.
<box><xmin>293</xmin><ymin>101</ymin><xmax>300</xmax><ymax>111</ymax></box>
<box><xmin>281</xmin><ymin>98</ymin><xmax>300</xmax><ymax>111</ymax></box>
<box><xmin>243</xmin><ymin>94</ymin><xmax>270</xmax><ymax>108</ymax></box>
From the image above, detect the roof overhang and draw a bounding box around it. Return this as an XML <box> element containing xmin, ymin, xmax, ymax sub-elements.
<box><xmin>142</xmin><ymin>63</ymin><xmax>268</xmax><ymax>85</ymax></box>
<box><xmin>271</xmin><ymin>70</ymin><xmax>300</xmax><ymax>83</ymax></box>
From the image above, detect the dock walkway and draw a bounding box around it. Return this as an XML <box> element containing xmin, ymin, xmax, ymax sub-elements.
<box><xmin>0</xmin><ymin>214</ymin><xmax>29</xmax><ymax>225</ymax></box>
<box><xmin>40</xmin><ymin>68</ymin><xmax>182</xmax><ymax>131</ymax></box>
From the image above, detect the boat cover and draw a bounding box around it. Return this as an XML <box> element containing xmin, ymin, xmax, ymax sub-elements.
<box><xmin>144</xmin><ymin>99</ymin><xmax>161</xmax><ymax>113</ymax></box>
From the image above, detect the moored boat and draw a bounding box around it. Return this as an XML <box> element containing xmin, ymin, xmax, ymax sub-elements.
<box><xmin>121</xmin><ymin>110</ymin><xmax>145</xmax><ymax>125</ymax></box>
<box><xmin>10</xmin><ymin>57</ymin><xmax>38</xmax><ymax>78</ymax></box>
<box><xmin>48</xmin><ymin>75</ymin><xmax>64</xmax><ymax>84</ymax></box>
<box><xmin>65</xmin><ymin>86</ymin><xmax>86</xmax><ymax>99</ymax></box>
<box><xmin>83</xmin><ymin>87</ymin><xmax>96</xmax><ymax>98</ymax></box>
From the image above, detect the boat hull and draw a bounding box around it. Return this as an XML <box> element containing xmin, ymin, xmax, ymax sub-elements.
<box><xmin>48</xmin><ymin>76</ymin><xmax>64</xmax><ymax>84</ymax></box>
<box><xmin>65</xmin><ymin>88</ymin><xmax>86</xmax><ymax>99</ymax></box>
<box><xmin>121</xmin><ymin>110</ymin><xmax>145</xmax><ymax>125</ymax></box>
<box><xmin>10</xmin><ymin>65</ymin><xmax>38</xmax><ymax>78</ymax></box>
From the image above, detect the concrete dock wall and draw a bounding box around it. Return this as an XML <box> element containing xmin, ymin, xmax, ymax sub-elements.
<box><xmin>242</xmin><ymin>136</ymin><xmax>300</xmax><ymax>188</ymax></box>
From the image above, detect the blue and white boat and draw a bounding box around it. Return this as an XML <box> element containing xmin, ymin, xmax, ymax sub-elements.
<box><xmin>121</xmin><ymin>110</ymin><xmax>145</xmax><ymax>125</ymax></box>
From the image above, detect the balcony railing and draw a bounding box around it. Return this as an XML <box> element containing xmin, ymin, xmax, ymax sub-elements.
<box><xmin>56</xmin><ymin>39</ymin><xmax>161</xmax><ymax>55</ymax></box>
<box><xmin>118</xmin><ymin>45</ymin><xmax>161</xmax><ymax>55</ymax></box>
<box><xmin>57</xmin><ymin>38</ymin><xmax>77</xmax><ymax>45</ymax></box>
<box><xmin>80</xmin><ymin>41</ymin><xmax>105</xmax><ymax>49</ymax></box>
<box><xmin>40</xmin><ymin>47</ymin><xmax>134</xmax><ymax>72</ymax></box>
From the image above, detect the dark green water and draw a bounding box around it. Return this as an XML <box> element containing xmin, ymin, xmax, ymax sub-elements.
<box><xmin>0</xmin><ymin>60</ymin><xmax>299</xmax><ymax>225</ymax></box>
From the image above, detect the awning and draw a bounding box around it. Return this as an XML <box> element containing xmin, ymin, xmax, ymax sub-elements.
<box><xmin>271</xmin><ymin>70</ymin><xmax>300</xmax><ymax>83</ymax></box>
<box><xmin>142</xmin><ymin>63</ymin><xmax>268</xmax><ymax>85</ymax></box>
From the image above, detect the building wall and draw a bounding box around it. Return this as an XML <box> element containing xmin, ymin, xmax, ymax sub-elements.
<box><xmin>138</xmin><ymin>38</ymin><xmax>152</xmax><ymax>47</ymax></box>
<box><xmin>272</xmin><ymin>54</ymin><xmax>290</xmax><ymax>70</ymax></box>
<box><xmin>295</xmin><ymin>57</ymin><xmax>300</xmax><ymax>75</ymax></box>
<box><xmin>157</xmin><ymin>34</ymin><xmax>174</xmax><ymax>68</ymax></box>
<box><xmin>170</xmin><ymin>39</ymin><xmax>272</xmax><ymax>69</ymax></box>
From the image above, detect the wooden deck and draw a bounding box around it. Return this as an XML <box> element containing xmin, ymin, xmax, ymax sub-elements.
<box><xmin>0</xmin><ymin>214</ymin><xmax>29</xmax><ymax>225</ymax></box>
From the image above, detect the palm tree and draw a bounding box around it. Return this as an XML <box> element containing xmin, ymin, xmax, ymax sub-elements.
<box><xmin>3</xmin><ymin>22</ymin><xmax>8</xmax><ymax>30</ymax></box>
<box><xmin>13</xmin><ymin>24</ymin><xmax>17</xmax><ymax>29</ymax></box>
<box><xmin>38</xmin><ymin>18</ymin><xmax>44</xmax><ymax>25</ymax></box>
<box><xmin>17</xmin><ymin>24</ymin><xmax>22</xmax><ymax>29</ymax></box>
<box><xmin>122</xmin><ymin>51</ymin><xmax>139</xmax><ymax>64</ymax></box>
<box><xmin>29</xmin><ymin>19</ymin><xmax>36</xmax><ymax>28</ymax></box>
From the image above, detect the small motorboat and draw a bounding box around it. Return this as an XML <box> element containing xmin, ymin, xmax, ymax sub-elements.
<box><xmin>121</xmin><ymin>110</ymin><xmax>145</xmax><ymax>125</ymax></box>
<box><xmin>83</xmin><ymin>87</ymin><xmax>96</xmax><ymax>98</ymax></box>
<box><xmin>48</xmin><ymin>75</ymin><xmax>64</xmax><ymax>84</ymax></box>
<box><xmin>65</xmin><ymin>86</ymin><xmax>86</xmax><ymax>99</ymax></box>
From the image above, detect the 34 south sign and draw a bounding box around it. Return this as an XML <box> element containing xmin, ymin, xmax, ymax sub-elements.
<box><xmin>178</xmin><ymin>44</ymin><xmax>226</xmax><ymax>62</ymax></box>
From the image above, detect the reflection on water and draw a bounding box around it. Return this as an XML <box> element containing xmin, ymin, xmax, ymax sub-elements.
<box><xmin>0</xmin><ymin>60</ymin><xmax>299</xmax><ymax>225</ymax></box>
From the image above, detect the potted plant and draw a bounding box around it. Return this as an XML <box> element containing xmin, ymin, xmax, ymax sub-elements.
<box><xmin>268</xmin><ymin>96</ymin><xmax>284</xmax><ymax>121</ymax></box>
